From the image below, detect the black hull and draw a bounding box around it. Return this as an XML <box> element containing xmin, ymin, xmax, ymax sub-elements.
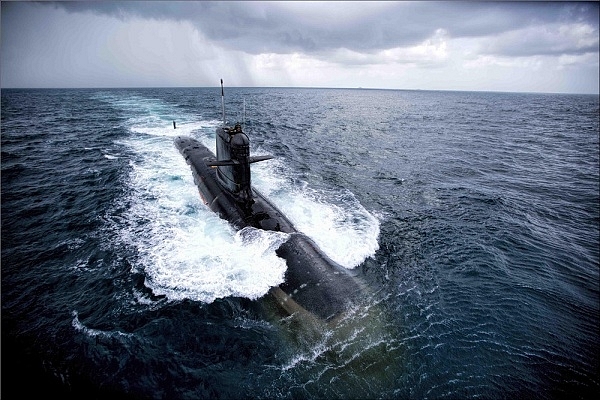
<box><xmin>174</xmin><ymin>136</ymin><xmax>363</xmax><ymax>321</ymax></box>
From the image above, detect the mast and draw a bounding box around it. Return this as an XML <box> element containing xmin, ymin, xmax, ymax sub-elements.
<box><xmin>221</xmin><ymin>79</ymin><xmax>226</xmax><ymax>126</ymax></box>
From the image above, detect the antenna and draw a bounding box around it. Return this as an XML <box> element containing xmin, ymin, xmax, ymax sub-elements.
<box><xmin>220</xmin><ymin>79</ymin><xmax>225</xmax><ymax>126</ymax></box>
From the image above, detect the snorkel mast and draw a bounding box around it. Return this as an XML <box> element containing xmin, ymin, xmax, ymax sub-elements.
<box><xmin>221</xmin><ymin>79</ymin><xmax>226</xmax><ymax>126</ymax></box>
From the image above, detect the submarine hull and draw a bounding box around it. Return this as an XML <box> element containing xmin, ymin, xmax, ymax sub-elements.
<box><xmin>174</xmin><ymin>135</ymin><xmax>363</xmax><ymax>322</ymax></box>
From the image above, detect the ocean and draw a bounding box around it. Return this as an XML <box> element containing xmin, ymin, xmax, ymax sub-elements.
<box><xmin>1</xmin><ymin>87</ymin><xmax>598</xmax><ymax>399</ymax></box>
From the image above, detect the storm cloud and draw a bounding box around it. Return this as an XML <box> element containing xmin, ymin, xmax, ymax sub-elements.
<box><xmin>2</xmin><ymin>1</ymin><xmax>598</xmax><ymax>93</ymax></box>
<box><xmin>51</xmin><ymin>1</ymin><xmax>599</xmax><ymax>57</ymax></box>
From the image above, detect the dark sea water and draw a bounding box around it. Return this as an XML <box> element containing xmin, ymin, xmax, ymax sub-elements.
<box><xmin>1</xmin><ymin>87</ymin><xmax>598</xmax><ymax>399</ymax></box>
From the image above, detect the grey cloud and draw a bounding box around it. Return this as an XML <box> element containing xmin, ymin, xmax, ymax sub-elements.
<box><xmin>50</xmin><ymin>1</ymin><xmax>599</xmax><ymax>58</ymax></box>
<box><xmin>473</xmin><ymin>2</ymin><xmax>599</xmax><ymax>58</ymax></box>
<box><xmin>482</xmin><ymin>25</ymin><xmax>599</xmax><ymax>58</ymax></box>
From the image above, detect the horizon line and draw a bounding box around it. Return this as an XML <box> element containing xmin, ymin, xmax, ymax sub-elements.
<box><xmin>1</xmin><ymin>85</ymin><xmax>598</xmax><ymax>96</ymax></box>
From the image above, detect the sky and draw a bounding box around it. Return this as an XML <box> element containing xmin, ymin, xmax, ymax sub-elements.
<box><xmin>1</xmin><ymin>1</ymin><xmax>599</xmax><ymax>94</ymax></box>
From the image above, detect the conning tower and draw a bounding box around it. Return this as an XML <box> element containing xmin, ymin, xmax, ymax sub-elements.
<box><xmin>215</xmin><ymin>123</ymin><xmax>253</xmax><ymax>205</ymax></box>
<box><xmin>205</xmin><ymin>81</ymin><xmax>272</xmax><ymax>211</ymax></box>
<box><xmin>210</xmin><ymin>123</ymin><xmax>272</xmax><ymax>209</ymax></box>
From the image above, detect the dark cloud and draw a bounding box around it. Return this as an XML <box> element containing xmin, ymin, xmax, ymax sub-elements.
<box><xmin>49</xmin><ymin>1</ymin><xmax>599</xmax><ymax>58</ymax></box>
<box><xmin>3</xmin><ymin>1</ymin><xmax>597</xmax><ymax>92</ymax></box>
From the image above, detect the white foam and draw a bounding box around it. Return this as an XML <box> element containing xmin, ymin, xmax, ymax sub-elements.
<box><xmin>251</xmin><ymin>159</ymin><xmax>380</xmax><ymax>268</ymax></box>
<box><xmin>71</xmin><ymin>311</ymin><xmax>133</xmax><ymax>339</ymax></box>
<box><xmin>130</xmin><ymin>120</ymin><xmax>216</xmax><ymax>138</ymax></box>
<box><xmin>143</xmin><ymin>226</ymin><xmax>290</xmax><ymax>302</ymax></box>
<box><xmin>117</xmin><ymin>127</ymin><xmax>289</xmax><ymax>303</ymax></box>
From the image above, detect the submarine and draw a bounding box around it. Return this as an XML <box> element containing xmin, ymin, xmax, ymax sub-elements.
<box><xmin>174</xmin><ymin>80</ymin><xmax>365</xmax><ymax>323</ymax></box>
